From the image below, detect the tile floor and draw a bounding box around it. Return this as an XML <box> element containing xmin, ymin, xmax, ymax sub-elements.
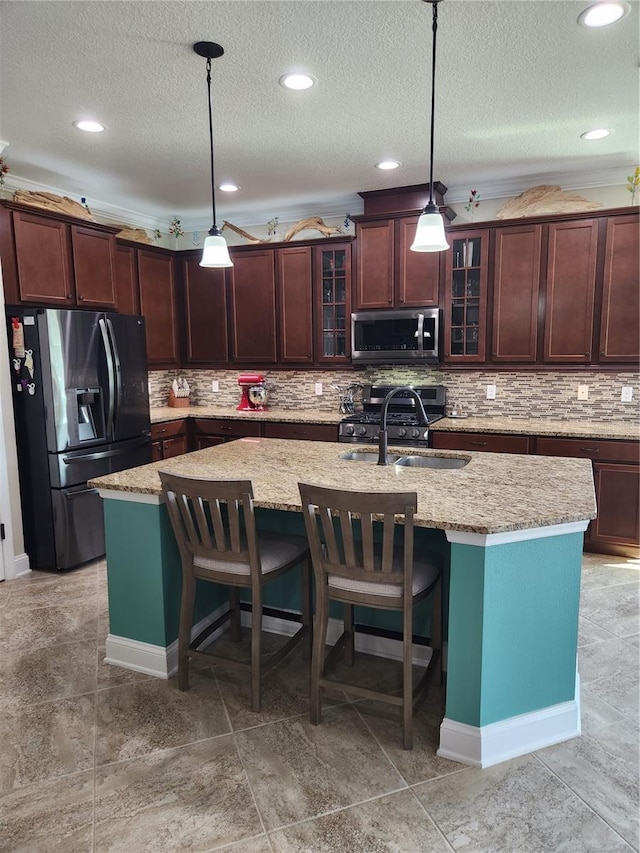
<box><xmin>0</xmin><ymin>552</ymin><xmax>637</xmax><ymax>852</ymax></box>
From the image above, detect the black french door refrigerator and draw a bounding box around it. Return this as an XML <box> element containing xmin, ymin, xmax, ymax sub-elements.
<box><xmin>7</xmin><ymin>307</ymin><xmax>152</xmax><ymax>571</ymax></box>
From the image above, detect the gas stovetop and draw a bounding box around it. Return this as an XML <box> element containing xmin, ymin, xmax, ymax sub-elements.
<box><xmin>338</xmin><ymin>385</ymin><xmax>446</xmax><ymax>447</ymax></box>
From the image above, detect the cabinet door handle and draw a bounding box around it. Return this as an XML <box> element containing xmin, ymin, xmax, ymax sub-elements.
<box><xmin>293</xmin><ymin>429</ymin><xmax>308</xmax><ymax>436</ymax></box>
<box><xmin>387</xmin><ymin>297</ymin><xmax>392</xmax><ymax>303</ymax></box>
<box><xmin>585</xmin><ymin>352</ymin><xmax>590</xmax><ymax>359</ymax></box>
<box><xmin>221</xmin><ymin>425</ymin><xmax>233</xmax><ymax>431</ymax></box>
<box><xmin>78</xmin><ymin>295</ymin><xmax>84</xmax><ymax>301</ymax></box>
<box><xmin>469</xmin><ymin>441</ymin><xmax>488</xmax><ymax>447</ymax></box>
<box><xmin>580</xmin><ymin>447</ymin><xmax>599</xmax><ymax>454</ymax></box>
<box><xmin>399</xmin><ymin>297</ymin><xmax>404</xmax><ymax>304</ymax></box>
<box><xmin>600</xmin><ymin>351</ymin><xmax>605</xmax><ymax>357</ymax></box>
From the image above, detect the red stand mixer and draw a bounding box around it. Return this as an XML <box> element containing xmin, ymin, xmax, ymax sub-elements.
<box><xmin>237</xmin><ymin>374</ymin><xmax>268</xmax><ymax>411</ymax></box>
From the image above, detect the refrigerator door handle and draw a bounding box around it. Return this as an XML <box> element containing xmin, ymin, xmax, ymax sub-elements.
<box><xmin>64</xmin><ymin>487</ymin><xmax>99</xmax><ymax>499</ymax></box>
<box><xmin>62</xmin><ymin>437</ymin><xmax>149</xmax><ymax>464</ymax></box>
<box><xmin>98</xmin><ymin>318</ymin><xmax>116</xmax><ymax>437</ymax></box>
<box><xmin>105</xmin><ymin>317</ymin><xmax>122</xmax><ymax>433</ymax></box>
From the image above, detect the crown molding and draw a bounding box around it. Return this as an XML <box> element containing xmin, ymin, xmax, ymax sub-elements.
<box><xmin>3</xmin><ymin>166</ymin><xmax>628</xmax><ymax>233</ymax></box>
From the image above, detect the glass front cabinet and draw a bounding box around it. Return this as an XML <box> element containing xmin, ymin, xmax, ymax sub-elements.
<box><xmin>443</xmin><ymin>230</ymin><xmax>489</xmax><ymax>363</ymax></box>
<box><xmin>314</xmin><ymin>243</ymin><xmax>352</xmax><ymax>363</ymax></box>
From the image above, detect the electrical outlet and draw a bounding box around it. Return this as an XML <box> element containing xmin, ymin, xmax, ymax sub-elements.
<box><xmin>577</xmin><ymin>385</ymin><xmax>589</xmax><ymax>400</ymax></box>
<box><xmin>621</xmin><ymin>386</ymin><xmax>633</xmax><ymax>403</ymax></box>
<box><xmin>486</xmin><ymin>384</ymin><xmax>496</xmax><ymax>400</ymax></box>
<box><xmin>211</xmin><ymin>380</ymin><xmax>219</xmax><ymax>392</ymax></box>
<box><xmin>315</xmin><ymin>382</ymin><xmax>323</xmax><ymax>396</ymax></box>
<box><xmin>147</xmin><ymin>380</ymin><xmax>152</xmax><ymax>396</ymax></box>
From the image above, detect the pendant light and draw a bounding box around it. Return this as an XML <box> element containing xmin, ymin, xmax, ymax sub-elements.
<box><xmin>410</xmin><ymin>0</ymin><xmax>449</xmax><ymax>253</ymax></box>
<box><xmin>194</xmin><ymin>41</ymin><xmax>233</xmax><ymax>268</ymax></box>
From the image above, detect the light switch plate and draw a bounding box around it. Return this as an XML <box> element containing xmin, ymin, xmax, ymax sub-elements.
<box><xmin>315</xmin><ymin>382</ymin><xmax>323</xmax><ymax>396</ymax></box>
<box><xmin>577</xmin><ymin>385</ymin><xmax>589</xmax><ymax>400</ymax></box>
<box><xmin>211</xmin><ymin>380</ymin><xmax>219</xmax><ymax>392</ymax></box>
<box><xmin>486</xmin><ymin>384</ymin><xmax>496</xmax><ymax>400</ymax></box>
<box><xmin>621</xmin><ymin>386</ymin><xmax>633</xmax><ymax>402</ymax></box>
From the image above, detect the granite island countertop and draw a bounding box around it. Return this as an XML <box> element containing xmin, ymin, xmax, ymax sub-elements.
<box><xmin>149</xmin><ymin>407</ymin><xmax>638</xmax><ymax>441</ymax></box>
<box><xmin>90</xmin><ymin>438</ymin><xmax>596</xmax><ymax>535</ymax></box>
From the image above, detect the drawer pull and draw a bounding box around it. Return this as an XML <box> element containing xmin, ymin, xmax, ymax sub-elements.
<box><xmin>580</xmin><ymin>447</ymin><xmax>599</xmax><ymax>454</ymax></box>
<box><xmin>293</xmin><ymin>429</ymin><xmax>307</xmax><ymax>436</ymax></box>
<box><xmin>469</xmin><ymin>441</ymin><xmax>488</xmax><ymax>447</ymax></box>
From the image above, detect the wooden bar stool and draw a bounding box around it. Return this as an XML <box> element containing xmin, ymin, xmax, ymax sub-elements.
<box><xmin>160</xmin><ymin>472</ymin><xmax>312</xmax><ymax>712</ymax></box>
<box><xmin>299</xmin><ymin>482</ymin><xmax>442</xmax><ymax>750</ymax></box>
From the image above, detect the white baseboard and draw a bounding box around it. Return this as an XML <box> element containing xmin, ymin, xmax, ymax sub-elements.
<box><xmin>105</xmin><ymin>603</ymin><xmax>229</xmax><ymax>679</ymax></box>
<box><xmin>104</xmin><ymin>607</ymin><xmax>440</xmax><ymax>678</ymax></box>
<box><xmin>437</xmin><ymin>675</ymin><xmax>581</xmax><ymax>768</ymax></box>
<box><xmin>9</xmin><ymin>552</ymin><xmax>30</xmax><ymax>579</ymax></box>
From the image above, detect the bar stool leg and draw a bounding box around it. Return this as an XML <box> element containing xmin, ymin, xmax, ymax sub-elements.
<box><xmin>178</xmin><ymin>573</ymin><xmax>196</xmax><ymax>692</ymax></box>
<box><xmin>344</xmin><ymin>603</ymin><xmax>355</xmax><ymax>667</ymax></box>
<box><xmin>310</xmin><ymin>587</ymin><xmax>328</xmax><ymax>725</ymax></box>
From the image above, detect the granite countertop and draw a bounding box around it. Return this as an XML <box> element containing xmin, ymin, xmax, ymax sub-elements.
<box><xmin>432</xmin><ymin>416</ymin><xmax>639</xmax><ymax>441</ymax></box>
<box><xmin>90</xmin><ymin>438</ymin><xmax>596</xmax><ymax>535</ymax></box>
<box><xmin>149</xmin><ymin>407</ymin><xmax>638</xmax><ymax>441</ymax></box>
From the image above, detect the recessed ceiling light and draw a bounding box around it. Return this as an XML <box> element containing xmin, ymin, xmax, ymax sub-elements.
<box><xmin>279</xmin><ymin>72</ymin><xmax>315</xmax><ymax>91</ymax></box>
<box><xmin>578</xmin><ymin>2</ymin><xmax>630</xmax><ymax>27</ymax></box>
<box><xmin>376</xmin><ymin>160</ymin><xmax>401</xmax><ymax>170</ymax></box>
<box><xmin>580</xmin><ymin>128</ymin><xmax>611</xmax><ymax>139</ymax></box>
<box><xmin>218</xmin><ymin>183</ymin><xmax>240</xmax><ymax>192</ymax></box>
<box><xmin>73</xmin><ymin>120</ymin><xmax>105</xmax><ymax>133</ymax></box>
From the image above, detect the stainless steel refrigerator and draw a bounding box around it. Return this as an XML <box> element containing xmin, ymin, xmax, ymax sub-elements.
<box><xmin>7</xmin><ymin>307</ymin><xmax>152</xmax><ymax>571</ymax></box>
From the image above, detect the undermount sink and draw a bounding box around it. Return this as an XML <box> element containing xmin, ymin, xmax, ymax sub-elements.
<box><xmin>339</xmin><ymin>450</ymin><xmax>469</xmax><ymax>469</ymax></box>
<box><xmin>394</xmin><ymin>455</ymin><xmax>470</xmax><ymax>469</ymax></box>
<box><xmin>340</xmin><ymin>450</ymin><xmax>403</xmax><ymax>463</ymax></box>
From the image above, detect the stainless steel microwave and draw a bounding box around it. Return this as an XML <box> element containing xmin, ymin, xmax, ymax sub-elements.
<box><xmin>351</xmin><ymin>308</ymin><xmax>440</xmax><ymax>363</ymax></box>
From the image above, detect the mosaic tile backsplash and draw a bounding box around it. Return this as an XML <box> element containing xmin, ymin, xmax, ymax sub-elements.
<box><xmin>149</xmin><ymin>366</ymin><xmax>640</xmax><ymax>423</ymax></box>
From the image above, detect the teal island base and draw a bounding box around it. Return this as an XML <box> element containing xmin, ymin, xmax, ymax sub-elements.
<box><xmin>98</xmin><ymin>488</ymin><xmax>587</xmax><ymax>768</ymax></box>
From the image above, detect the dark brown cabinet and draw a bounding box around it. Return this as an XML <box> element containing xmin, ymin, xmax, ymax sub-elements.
<box><xmin>442</xmin><ymin>230</ymin><xmax>489</xmax><ymax>362</ymax></box>
<box><xmin>278</xmin><ymin>245</ymin><xmax>313</xmax><ymax>363</ymax></box>
<box><xmin>599</xmin><ymin>213</ymin><xmax>640</xmax><ymax>363</ymax></box>
<box><xmin>229</xmin><ymin>249</ymin><xmax>278</xmax><ymax>363</ymax></box>
<box><xmin>315</xmin><ymin>242</ymin><xmax>351</xmax><ymax>363</ymax></box>
<box><xmin>263</xmin><ymin>422</ymin><xmax>337</xmax><ymax>442</ymax></box>
<box><xmin>182</xmin><ymin>257</ymin><xmax>228</xmax><ymax>364</ymax></box>
<box><xmin>138</xmin><ymin>248</ymin><xmax>179</xmax><ymax>366</ymax></box>
<box><xmin>191</xmin><ymin>418</ymin><xmax>262</xmax><ymax>450</ymax></box>
<box><xmin>71</xmin><ymin>224</ymin><xmax>117</xmax><ymax>309</ymax></box>
<box><xmin>6</xmin><ymin>206</ymin><xmax>118</xmax><ymax>308</ymax></box>
<box><xmin>534</xmin><ymin>437</ymin><xmax>639</xmax><ymax>557</ymax></box>
<box><xmin>151</xmin><ymin>419</ymin><xmax>189</xmax><ymax>461</ymax></box>
<box><xmin>431</xmin><ymin>431</ymin><xmax>530</xmax><ymax>455</ymax></box>
<box><xmin>491</xmin><ymin>224</ymin><xmax>542</xmax><ymax>362</ymax></box>
<box><xmin>354</xmin><ymin>215</ymin><xmax>439</xmax><ymax>310</ymax></box>
<box><xmin>543</xmin><ymin>219</ymin><xmax>598</xmax><ymax>363</ymax></box>
<box><xmin>114</xmin><ymin>244</ymin><xmax>140</xmax><ymax>315</ymax></box>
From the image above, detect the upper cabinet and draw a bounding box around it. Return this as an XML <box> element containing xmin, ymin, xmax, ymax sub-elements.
<box><xmin>599</xmin><ymin>213</ymin><xmax>639</xmax><ymax>363</ymax></box>
<box><xmin>181</xmin><ymin>256</ymin><xmax>228</xmax><ymax>364</ymax></box>
<box><xmin>278</xmin><ymin>245</ymin><xmax>313</xmax><ymax>363</ymax></box>
<box><xmin>228</xmin><ymin>249</ymin><xmax>278</xmax><ymax>363</ymax></box>
<box><xmin>315</xmin><ymin>242</ymin><xmax>351</xmax><ymax>364</ymax></box>
<box><xmin>114</xmin><ymin>243</ymin><xmax>140</xmax><ymax>315</ymax></box>
<box><xmin>543</xmin><ymin>219</ymin><xmax>598</xmax><ymax>363</ymax></box>
<box><xmin>491</xmin><ymin>224</ymin><xmax>542</xmax><ymax>362</ymax></box>
<box><xmin>442</xmin><ymin>230</ymin><xmax>489</xmax><ymax>363</ymax></box>
<box><xmin>0</xmin><ymin>203</ymin><xmax>118</xmax><ymax>309</ymax></box>
<box><xmin>354</xmin><ymin>214</ymin><xmax>440</xmax><ymax>310</ymax></box>
<box><xmin>137</xmin><ymin>247</ymin><xmax>179</xmax><ymax>366</ymax></box>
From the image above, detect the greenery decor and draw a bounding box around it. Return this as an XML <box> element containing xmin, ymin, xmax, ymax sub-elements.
<box><xmin>626</xmin><ymin>167</ymin><xmax>640</xmax><ymax>205</ymax></box>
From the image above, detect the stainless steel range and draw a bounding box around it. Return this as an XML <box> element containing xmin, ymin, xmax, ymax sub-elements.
<box><xmin>338</xmin><ymin>385</ymin><xmax>446</xmax><ymax>448</ymax></box>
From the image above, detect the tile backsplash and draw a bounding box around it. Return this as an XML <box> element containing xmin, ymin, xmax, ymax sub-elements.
<box><xmin>149</xmin><ymin>367</ymin><xmax>640</xmax><ymax>423</ymax></box>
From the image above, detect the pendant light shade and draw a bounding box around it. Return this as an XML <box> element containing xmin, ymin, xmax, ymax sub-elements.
<box><xmin>410</xmin><ymin>0</ymin><xmax>449</xmax><ymax>254</ymax></box>
<box><xmin>194</xmin><ymin>41</ymin><xmax>233</xmax><ymax>269</ymax></box>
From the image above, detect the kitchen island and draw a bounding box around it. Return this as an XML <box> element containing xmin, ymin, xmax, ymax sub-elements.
<box><xmin>91</xmin><ymin>438</ymin><xmax>596</xmax><ymax>768</ymax></box>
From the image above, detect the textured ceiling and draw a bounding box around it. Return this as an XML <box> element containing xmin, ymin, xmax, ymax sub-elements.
<box><xmin>0</xmin><ymin>0</ymin><xmax>638</xmax><ymax>229</ymax></box>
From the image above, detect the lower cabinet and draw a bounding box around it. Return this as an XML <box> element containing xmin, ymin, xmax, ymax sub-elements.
<box><xmin>535</xmin><ymin>437</ymin><xmax>640</xmax><ymax>557</ymax></box>
<box><xmin>192</xmin><ymin>418</ymin><xmax>262</xmax><ymax>450</ymax></box>
<box><xmin>263</xmin><ymin>422</ymin><xmax>338</xmax><ymax>442</ymax></box>
<box><xmin>151</xmin><ymin>419</ymin><xmax>189</xmax><ymax>461</ymax></box>
<box><xmin>431</xmin><ymin>431</ymin><xmax>530</xmax><ymax>455</ymax></box>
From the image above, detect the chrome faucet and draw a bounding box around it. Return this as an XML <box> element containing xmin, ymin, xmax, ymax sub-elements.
<box><xmin>377</xmin><ymin>387</ymin><xmax>429</xmax><ymax>465</ymax></box>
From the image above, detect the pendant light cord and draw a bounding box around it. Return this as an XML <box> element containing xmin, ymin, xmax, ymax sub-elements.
<box><xmin>205</xmin><ymin>56</ymin><xmax>218</xmax><ymax>233</ymax></box>
<box><xmin>428</xmin><ymin>0</ymin><xmax>439</xmax><ymax>207</ymax></box>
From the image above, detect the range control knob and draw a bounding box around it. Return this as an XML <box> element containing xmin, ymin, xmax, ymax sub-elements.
<box><xmin>397</xmin><ymin>428</ymin><xmax>407</xmax><ymax>438</ymax></box>
<box><xmin>345</xmin><ymin>425</ymin><xmax>355</xmax><ymax>436</ymax></box>
<box><xmin>358</xmin><ymin>426</ymin><xmax>368</xmax><ymax>436</ymax></box>
<box><xmin>411</xmin><ymin>428</ymin><xmax>421</xmax><ymax>438</ymax></box>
